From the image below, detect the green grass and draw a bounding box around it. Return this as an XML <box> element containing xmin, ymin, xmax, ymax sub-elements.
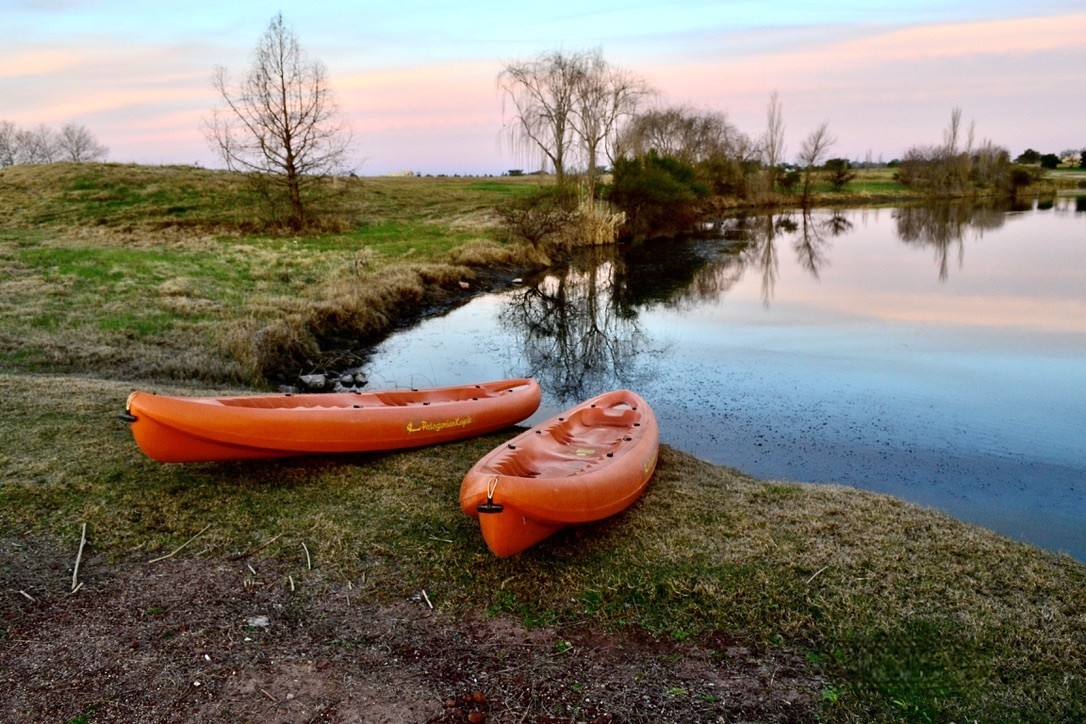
<box><xmin>1</xmin><ymin>372</ymin><xmax>1082</xmax><ymax>722</ymax></box>
<box><xmin>0</xmin><ymin>164</ymin><xmax>539</xmax><ymax>383</ymax></box>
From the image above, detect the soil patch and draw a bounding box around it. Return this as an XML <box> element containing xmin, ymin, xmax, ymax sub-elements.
<box><xmin>2</xmin><ymin>537</ymin><xmax>822</xmax><ymax>722</ymax></box>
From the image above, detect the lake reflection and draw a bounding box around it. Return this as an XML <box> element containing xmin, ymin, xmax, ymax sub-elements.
<box><xmin>363</xmin><ymin>198</ymin><xmax>1086</xmax><ymax>561</ymax></box>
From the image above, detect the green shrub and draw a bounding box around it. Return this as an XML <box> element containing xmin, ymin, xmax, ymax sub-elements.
<box><xmin>606</xmin><ymin>152</ymin><xmax>709</xmax><ymax>241</ymax></box>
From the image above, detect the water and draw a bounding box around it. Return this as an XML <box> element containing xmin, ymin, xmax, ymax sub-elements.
<box><xmin>362</xmin><ymin>198</ymin><xmax>1086</xmax><ymax>561</ymax></box>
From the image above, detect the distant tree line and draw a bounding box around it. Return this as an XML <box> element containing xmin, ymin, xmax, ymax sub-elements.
<box><xmin>1014</xmin><ymin>148</ymin><xmax>1084</xmax><ymax>169</ymax></box>
<box><xmin>0</xmin><ymin>120</ymin><xmax>108</xmax><ymax>166</ymax></box>
<box><xmin>495</xmin><ymin>47</ymin><xmax>1085</xmax><ymax>244</ymax></box>
<box><xmin>498</xmin><ymin>49</ymin><xmax>852</xmax><ymax>244</ymax></box>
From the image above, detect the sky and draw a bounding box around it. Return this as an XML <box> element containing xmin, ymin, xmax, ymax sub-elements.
<box><xmin>3</xmin><ymin>0</ymin><xmax>1084</xmax><ymax>176</ymax></box>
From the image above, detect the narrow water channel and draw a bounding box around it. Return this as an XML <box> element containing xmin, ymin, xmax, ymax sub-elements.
<box><xmin>363</xmin><ymin>198</ymin><xmax>1086</xmax><ymax>561</ymax></box>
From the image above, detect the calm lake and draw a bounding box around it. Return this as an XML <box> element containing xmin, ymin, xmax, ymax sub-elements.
<box><xmin>362</xmin><ymin>198</ymin><xmax>1086</xmax><ymax>561</ymax></box>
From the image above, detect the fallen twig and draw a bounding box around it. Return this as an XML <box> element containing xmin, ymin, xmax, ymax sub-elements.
<box><xmin>260</xmin><ymin>688</ymin><xmax>277</xmax><ymax>703</ymax></box>
<box><xmin>421</xmin><ymin>589</ymin><xmax>433</xmax><ymax>609</ymax></box>
<box><xmin>302</xmin><ymin>542</ymin><xmax>312</xmax><ymax>570</ymax></box>
<box><xmin>18</xmin><ymin>590</ymin><xmax>35</xmax><ymax>601</ymax></box>
<box><xmin>805</xmin><ymin>565</ymin><xmax>828</xmax><ymax>585</ymax></box>
<box><xmin>72</xmin><ymin>522</ymin><xmax>87</xmax><ymax>592</ymax></box>
<box><xmin>288</xmin><ymin>575</ymin><xmax>295</xmax><ymax>592</ymax></box>
<box><xmin>69</xmin><ymin>581</ymin><xmax>84</xmax><ymax>595</ymax></box>
<box><xmin>229</xmin><ymin>532</ymin><xmax>285</xmax><ymax>561</ymax></box>
<box><xmin>148</xmin><ymin>524</ymin><xmax>212</xmax><ymax>564</ymax></box>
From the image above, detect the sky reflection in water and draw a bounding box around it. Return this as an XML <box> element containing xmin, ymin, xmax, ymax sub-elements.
<box><xmin>363</xmin><ymin>198</ymin><xmax>1086</xmax><ymax>561</ymax></box>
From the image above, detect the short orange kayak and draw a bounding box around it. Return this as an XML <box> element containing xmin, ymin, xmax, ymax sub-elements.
<box><xmin>123</xmin><ymin>378</ymin><xmax>541</xmax><ymax>463</ymax></box>
<box><xmin>460</xmin><ymin>389</ymin><xmax>659</xmax><ymax>557</ymax></box>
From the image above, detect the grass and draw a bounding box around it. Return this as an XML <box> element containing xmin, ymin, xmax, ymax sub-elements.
<box><xmin>1</xmin><ymin>162</ymin><xmax>1084</xmax><ymax>720</ymax></box>
<box><xmin>0</xmin><ymin>164</ymin><xmax>545</xmax><ymax>384</ymax></box>
<box><xmin>1</xmin><ymin>372</ymin><xmax>1083</xmax><ymax>722</ymax></box>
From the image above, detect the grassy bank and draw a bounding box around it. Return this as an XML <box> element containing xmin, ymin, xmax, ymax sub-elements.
<box><xmin>1</xmin><ymin>373</ymin><xmax>1083</xmax><ymax>721</ymax></box>
<box><xmin>0</xmin><ymin>163</ymin><xmax>543</xmax><ymax>385</ymax></box>
<box><xmin>1</xmin><ymin>163</ymin><xmax>1084</xmax><ymax>720</ymax></box>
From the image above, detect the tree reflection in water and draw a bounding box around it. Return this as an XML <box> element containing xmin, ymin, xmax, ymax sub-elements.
<box><xmin>893</xmin><ymin>201</ymin><xmax>1008</xmax><ymax>280</ymax></box>
<box><xmin>496</xmin><ymin>200</ymin><xmax>1042</xmax><ymax>402</ymax></box>
<box><xmin>731</xmin><ymin>210</ymin><xmax>849</xmax><ymax>305</ymax></box>
<box><xmin>499</xmin><ymin>246</ymin><xmax>659</xmax><ymax>403</ymax></box>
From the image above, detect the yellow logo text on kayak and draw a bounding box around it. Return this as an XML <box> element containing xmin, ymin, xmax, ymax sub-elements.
<box><xmin>406</xmin><ymin>416</ymin><xmax>473</xmax><ymax>434</ymax></box>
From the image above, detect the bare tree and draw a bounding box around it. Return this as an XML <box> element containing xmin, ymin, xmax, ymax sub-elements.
<box><xmin>899</xmin><ymin>109</ymin><xmax>1008</xmax><ymax>194</ymax></box>
<box><xmin>499</xmin><ymin>50</ymin><xmax>583</xmax><ymax>183</ymax></box>
<box><xmin>797</xmin><ymin>122</ymin><xmax>836</xmax><ymax>204</ymax></box>
<box><xmin>942</xmin><ymin>107</ymin><xmax>974</xmax><ymax>192</ymax></box>
<box><xmin>0</xmin><ymin>121</ymin><xmax>17</xmax><ymax>167</ymax></box>
<box><xmin>762</xmin><ymin>91</ymin><xmax>785</xmax><ymax>192</ymax></box>
<box><xmin>206</xmin><ymin>13</ymin><xmax>351</xmax><ymax>230</ymax></box>
<box><xmin>499</xmin><ymin>48</ymin><xmax>650</xmax><ymax>190</ymax></box>
<box><xmin>15</xmin><ymin>124</ymin><xmax>59</xmax><ymax>164</ymax></box>
<box><xmin>56</xmin><ymin>123</ymin><xmax>109</xmax><ymax>162</ymax></box>
<box><xmin>568</xmin><ymin>50</ymin><xmax>651</xmax><ymax>199</ymax></box>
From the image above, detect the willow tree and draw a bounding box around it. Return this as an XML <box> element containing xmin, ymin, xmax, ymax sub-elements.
<box><xmin>499</xmin><ymin>48</ymin><xmax>649</xmax><ymax>193</ymax></box>
<box><xmin>498</xmin><ymin>50</ymin><xmax>583</xmax><ymax>184</ymax></box>
<box><xmin>206</xmin><ymin>13</ymin><xmax>350</xmax><ymax>230</ymax></box>
<box><xmin>568</xmin><ymin>50</ymin><xmax>651</xmax><ymax>199</ymax></box>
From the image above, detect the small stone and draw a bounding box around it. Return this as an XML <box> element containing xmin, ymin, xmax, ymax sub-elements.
<box><xmin>247</xmin><ymin>616</ymin><xmax>271</xmax><ymax>628</ymax></box>
<box><xmin>299</xmin><ymin>374</ymin><xmax>326</xmax><ymax>391</ymax></box>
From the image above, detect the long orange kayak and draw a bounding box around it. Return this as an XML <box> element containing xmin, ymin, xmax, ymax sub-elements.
<box><xmin>123</xmin><ymin>378</ymin><xmax>541</xmax><ymax>463</ymax></box>
<box><xmin>460</xmin><ymin>389</ymin><xmax>659</xmax><ymax>557</ymax></box>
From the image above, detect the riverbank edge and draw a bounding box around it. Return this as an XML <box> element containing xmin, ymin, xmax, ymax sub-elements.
<box><xmin>1</xmin><ymin>370</ymin><xmax>1083</xmax><ymax>722</ymax></box>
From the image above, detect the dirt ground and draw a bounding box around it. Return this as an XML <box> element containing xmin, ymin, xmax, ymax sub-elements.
<box><xmin>1</xmin><ymin>537</ymin><xmax>823</xmax><ymax>723</ymax></box>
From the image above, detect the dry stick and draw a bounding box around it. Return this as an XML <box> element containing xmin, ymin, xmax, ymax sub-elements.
<box><xmin>148</xmin><ymin>524</ymin><xmax>212</xmax><ymax>564</ymax></box>
<box><xmin>260</xmin><ymin>688</ymin><xmax>277</xmax><ymax>703</ymax></box>
<box><xmin>302</xmin><ymin>542</ymin><xmax>312</xmax><ymax>570</ymax></box>
<box><xmin>421</xmin><ymin>589</ymin><xmax>433</xmax><ymax>610</ymax></box>
<box><xmin>72</xmin><ymin>522</ymin><xmax>87</xmax><ymax>592</ymax></box>
<box><xmin>229</xmin><ymin>532</ymin><xmax>285</xmax><ymax>561</ymax></box>
<box><xmin>18</xmin><ymin>590</ymin><xmax>35</xmax><ymax>601</ymax></box>
<box><xmin>805</xmin><ymin>565</ymin><xmax>828</xmax><ymax>585</ymax></box>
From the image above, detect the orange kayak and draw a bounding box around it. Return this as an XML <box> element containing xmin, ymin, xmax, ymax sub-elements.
<box><xmin>123</xmin><ymin>378</ymin><xmax>541</xmax><ymax>463</ymax></box>
<box><xmin>460</xmin><ymin>389</ymin><xmax>659</xmax><ymax>557</ymax></box>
